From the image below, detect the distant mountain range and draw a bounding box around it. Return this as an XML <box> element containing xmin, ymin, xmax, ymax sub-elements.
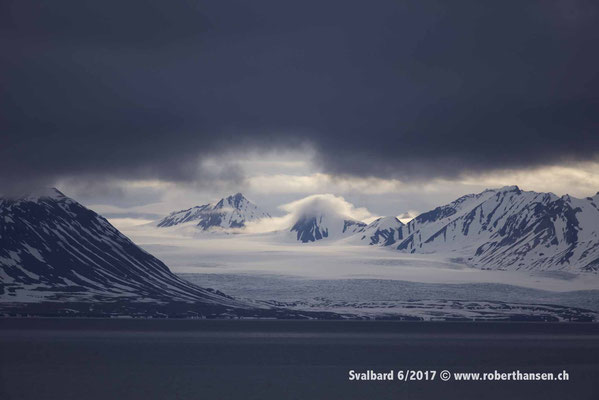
<box><xmin>158</xmin><ymin>187</ymin><xmax>599</xmax><ymax>272</ymax></box>
<box><xmin>3</xmin><ymin>186</ymin><xmax>597</xmax><ymax>306</ymax></box>
<box><xmin>157</xmin><ymin>192</ymin><xmax>370</xmax><ymax>242</ymax></box>
<box><xmin>157</xmin><ymin>193</ymin><xmax>271</xmax><ymax>231</ymax></box>
<box><xmin>1</xmin><ymin>187</ymin><xmax>597</xmax><ymax>318</ymax></box>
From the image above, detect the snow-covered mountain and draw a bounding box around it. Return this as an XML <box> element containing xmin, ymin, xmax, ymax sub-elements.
<box><xmin>157</xmin><ymin>193</ymin><xmax>271</xmax><ymax>231</ymax></box>
<box><xmin>290</xmin><ymin>213</ymin><xmax>366</xmax><ymax>243</ymax></box>
<box><xmin>392</xmin><ymin>186</ymin><xmax>599</xmax><ymax>272</ymax></box>
<box><xmin>353</xmin><ymin>216</ymin><xmax>405</xmax><ymax>246</ymax></box>
<box><xmin>0</xmin><ymin>189</ymin><xmax>243</xmax><ymax>307</ymax></box>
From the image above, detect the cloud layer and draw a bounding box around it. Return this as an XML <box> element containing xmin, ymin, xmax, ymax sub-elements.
<box><xmin>2</xmin><ymin>1</ymin><xmax>599</xmax><ymax>190</ymax></box>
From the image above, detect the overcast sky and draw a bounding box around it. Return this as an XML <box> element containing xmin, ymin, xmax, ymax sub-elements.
<box><xmin>2</xmin><ymin>1</ymin><xmax>598</xmax><ymax>222</ymax></box>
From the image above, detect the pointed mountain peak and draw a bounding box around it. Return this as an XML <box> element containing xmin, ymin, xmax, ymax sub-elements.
<box><xmin>229</xmin><ymin>192</ymin><xmax>245</xmax><ymax>200</ymax></box>
<box><xmin>225</xmin><ymin>192</ymin><xmax>248</xmax><ymax>208</ymax></box>
<box><xmin>157</xmin><ymin>193</ymin><xmax>270</xmax><ymax>229</ymax></box>
<box><xmin>213</xmin><ymin>193</ymin><xmax>249</xmax><ymax>210</ymax></box>
<box><xmin>369</xmin><ymin>216</ymin><xmax>404</xmax><ymax>228</ymax></box>
<box><xmin>494</xmin><ymin>185</ymin><xmax>520</xmax><ymax>193</ymax></box>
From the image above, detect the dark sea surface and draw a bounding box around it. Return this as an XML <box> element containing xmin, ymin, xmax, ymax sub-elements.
<box><xmin>1</xmin><ymin>319</ymin><xmax>598</xmax><ymax>400</ymax></box>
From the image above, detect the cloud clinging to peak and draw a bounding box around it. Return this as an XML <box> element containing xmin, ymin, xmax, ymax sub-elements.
<box><xmin>242</xmin><ymin>194</ymin><xmax>373</xmax><ymax>234</ymax></box>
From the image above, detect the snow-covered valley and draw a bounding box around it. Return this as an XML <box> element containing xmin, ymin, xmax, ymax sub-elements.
<box><xmin>121</xmin><ymin>223</ymin><xmax>599</xmax><ymax>320</ymax></box>
<box><xmin>124</xmin><ymin>224</ymin><xmax>599</xmax><ymax>292</ymax></box>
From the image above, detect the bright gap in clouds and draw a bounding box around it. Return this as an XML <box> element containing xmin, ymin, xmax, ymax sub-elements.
<box><xmin>60</xmin><ymin>150</ymin><xmax>599</xmax><ymax>228</ymax></box>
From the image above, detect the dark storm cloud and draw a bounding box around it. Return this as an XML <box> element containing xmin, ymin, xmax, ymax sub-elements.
<box><xmin>2</xmin><ymin>0</ymin><xmax>599</xmax><ymax>189</ymax></box>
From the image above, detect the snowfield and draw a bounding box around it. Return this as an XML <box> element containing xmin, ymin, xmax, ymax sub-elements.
<box><xmin>121</xmin><ymin>222</ymin><xmax>599</xmax><ymax>320</ymax></box>
<box><xmin>123</xmin><ymin>223</ymin><xmax>599</xmax><ymax>292</ymax></box>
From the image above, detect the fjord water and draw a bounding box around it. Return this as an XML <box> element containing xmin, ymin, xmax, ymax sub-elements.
<box><xmin>1</xmin><ymin>319</ymin><xmax>597</xmax><ymax>400</ymax></box>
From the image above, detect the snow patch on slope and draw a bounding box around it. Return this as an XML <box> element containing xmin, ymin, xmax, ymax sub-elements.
<box><xmin>393</xmin><ymin>186</ymin><xmax>599</xmax><ymax>272</ymax></box>
<box><xmin>157</xmin><ymin>193</ymin><xmax>271</xmax><ymax>232</ymax></box>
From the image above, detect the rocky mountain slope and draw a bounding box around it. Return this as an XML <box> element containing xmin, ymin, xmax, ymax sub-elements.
<box><xmin>290</xmin><ymin>214</ymin><xmax>366</xmax><ymax>243</ymax></box>
<box><xmin>352</xmin><ymin>216</ymin><xmax>405</xmax><ymax>246</ymax></box>
<box><xmin>391</xmin><ymin>186</ymin><xmax>599</xmax><ymax>272</ymax></box>
<box><xmin>157</xmin><ymin>193</ymin><xmax>271</xmax><ymax>231</ymax></box>
<box><xmin>0</xmin><ymin>189</ymin><xmax>244</xmax><ymax>306</ymax></box>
